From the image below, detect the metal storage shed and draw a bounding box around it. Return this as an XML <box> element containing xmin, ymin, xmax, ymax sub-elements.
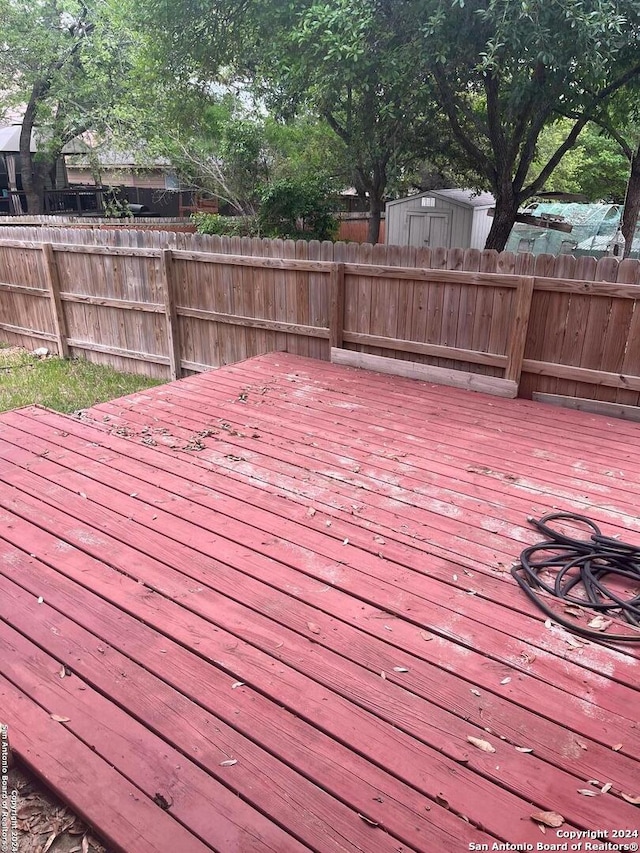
<box><xmin>385</xmin><ymin>189</ymin><xmax>495</xmax><ymax>250</ymax></box>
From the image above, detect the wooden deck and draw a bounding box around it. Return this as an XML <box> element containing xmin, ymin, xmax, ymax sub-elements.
<box><xmin>0</xmin><ymin>351</ymin><xmax>638</xmax><ymax>852</ymax></box>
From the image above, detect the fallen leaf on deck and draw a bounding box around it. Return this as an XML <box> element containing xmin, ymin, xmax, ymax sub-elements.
<box><xmin>374</xmin><ymin>536</ymin><xmax>385</xmax><ymax>544</ymax></box>
<box><xmin>342</xmin><ymin>538</ymin><xmax>349</xmax><ymax>545</ymax></box>
<box><xmin>380</xmin><ymin>671</ymin><xmax>386</xmax><ymax>679</ymax></box>
<box><xmin>307</xmin><ymin>622</ymin><xmax>321</xmax><ymax>635</ymax></box>
<box><xmin>153</xmin><ymin>793</ymin><xmax>172</xmax><ymax>809</ymax></box>
<box><xmin>515</xmin><ymin>747</ymin><xmax>533</xmax><ymax>753</ymax></box>
<box><xmin>220</xmin><ymin>759</ymin><xmax>237</xmax><ymax>767</ymax></box>
<box><xmin>530</xmin><ymin>811</ymin><xmax>565</xmax><ymax>828</ymax></box>
<box><xmin>466</xmin><ymin>736</ymin><xmax>496</xmax><ymax>753</ymax></box>
<box><xmin>588</xmin><ymin>615</ymin><xmax>612</xmax><ymax>631</ymax></box>
<box><xmin>231</xmin><ymin>682</ymin><xmax>245</xmax><ymax>689</ymax></box>
<box><xmin>42</xmin><ymin>832</ymin><xmax>58</xmax><ymax>853</ymax></box>
<box><xmin>59</xmin><ymin>665</ymin><xmax>66</xmax><ymax>678</ymax></box>
<box><xmin>564</xmin><ymin>606</ymin><xmax>584</xmax><ymax>618</ymax></box>
<box><xmin>393</xmin><ymin>666</ymin><xmax>409</xmax><ymax>673</ymax></box>
<box><xmin>500</xmin><ymin>677</ymin><xmax>511</xmax><ymax>685</ymax></box>
<box><xmin>358</xmin><ymin>814</ymin><xmax>379</xmax><ymax>827</ymax></box>
<box><xmin>577</xmin><ymin>789</ymin><xmax>598</xmax><ymax>797</ymax></box>
<box><xmin>520</xmin><ymin>651</ymin><xmax>537</xmax><ymax>664</ymax></box>
<box><xmin>37</xmin><ymin>597</ymin><xmax>44</xmax><ymax>604</ymax></box>
<box><xmin>420</xmin><ymin>631</ymin><xmax>434</xmax><ymax>641</ymax></box>
<box><xmin>576</xmin><ymin>740</ymin><xmax>588</xmax><ymax>750</ymax></box>
<box><xmin>621</xmin><ymin>793</ymin><xmax>640</xmax><ymax>805</ymax></box>
<box><xmin>307</xmin><ymin>508</ymin><xmax>316</xmax><ymax>517</ymax></box>
<box><xmin>601</xmin><ymin>783</ymin><xmax>612</xmax><ymax>794</ymax></box>
<box><xmin>82</xmin><ymin>835</ymin><xmax>89</xmax><ymax>853</ymax></box>
<box><xmin>50</xmin><ymin>715</ymin><xmax>70</xmax><ymax>723</ymax></box>
<box><xmin>611</xmin><ymin>743</ymin><xmax>623</xmax><ymax>751</ymax></box>
<box><xmin>435</xmin><ymin>794</ymin><xmax>449</xmax><ymax>809</ymax></box>
<box><xmin>470</xmin><ymin>689</ymin><xmax>481</xmax><ymax>697</ymax></box>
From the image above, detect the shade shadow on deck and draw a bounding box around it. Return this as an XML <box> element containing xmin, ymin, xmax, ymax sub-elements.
<box><xmin>0</xmin><ymin>352</ymin><xmax>638</xmax><ymax>852</ymax></box>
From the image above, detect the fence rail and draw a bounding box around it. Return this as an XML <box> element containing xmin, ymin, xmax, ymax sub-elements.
<box><xmin>1</xmin><ymin>228</ymin><xmax>640</xmax><ymax>409</ymax></box>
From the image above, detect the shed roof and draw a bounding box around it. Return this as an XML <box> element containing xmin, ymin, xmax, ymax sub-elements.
<box><xmin>387</xmin><ymin>188</ymin><xmax>495</xmax><ymax>209</ymax></box>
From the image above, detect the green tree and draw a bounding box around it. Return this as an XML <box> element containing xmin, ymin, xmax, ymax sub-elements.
<box><xmin>0</xmin><ymin>0</ymin><xmax>135</xmax><ymax>213</ymax></box>
<box><xmin>259</xmin><ymin>177</ymin><xmax>338</xmax><ymax>240</ymax></box>
<box><xmin>590</xmin><ymin>90</ymin><xmax>640</xmax><ymax>258</ymax></box>
<box><xmin>422</xmin><ymin>0</ymin><xmax>640</xmax><ymax>249</ymax></box>
<box><xmin>529</xmin><ymin>121</ymin><xmax>629</xmax><ymax>203</ymax></box>
<box><xmin>130</xmin><ymin>0</ymin><xmax>438</xmax><ymax>243</ymax></box>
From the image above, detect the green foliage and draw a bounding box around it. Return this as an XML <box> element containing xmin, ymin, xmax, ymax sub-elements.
<box><xmin>530</xmin><ymin>121</ymin><xmax>629</xmax><ymax>203</ymax></box>
<box><xmin>419</xmin><ymin>0</ymin><xmax>640</xmax><ymax>246</ymax></box>
<box><xmin>101</xmin><ymin>188</ymin><xmax>133</xmax><ymax>219</ymax></box>
<box><xmin>0</xmin><ymin>0</ymin><xmax>138</xmax><ymax>210</ymax></box>
<box><xmin>258</xmin><ymin>178</ymin><xmax>338</xmax><ymax>241</ymax></box>
<box><xmin>192</xmin><ymin>213</ymin><xmax>259</xmax><ymax>237</ymax></box>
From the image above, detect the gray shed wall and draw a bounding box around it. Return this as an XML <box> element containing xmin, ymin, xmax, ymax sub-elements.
<box><xmin>386</xmin><ymin>192</ymin><xmax>492</xmax><ymax>250</ymax></box>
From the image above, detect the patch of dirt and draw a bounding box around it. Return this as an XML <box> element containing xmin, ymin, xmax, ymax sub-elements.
<box><xmin>6</xmin><ymin>759</ymin><xmax>110</xmax><ymax>853</ymax></box>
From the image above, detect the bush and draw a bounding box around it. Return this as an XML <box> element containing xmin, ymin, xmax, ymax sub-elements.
<box><xmin>258</xmin><ymin>178</ymin><xmax>338</xmax><ymax>241</ymax></box>
<box><xmin>192</xmin><ymin>212</ymin><xmax>259</xmax><ymax>237</ymax></box>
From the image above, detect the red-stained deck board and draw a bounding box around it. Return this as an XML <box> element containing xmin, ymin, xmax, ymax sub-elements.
<box><xmin>0</xmin><ymin>352</ymin><xmax>639</xmax><ymax>852</ymax></box>
<box><xmin>0</xmin><ymin>487</ymin><xmax>601</xmax><ymax>844</ymax></box>
<box><xmin>0</xmin><ymin>415</ymin><xmax>638</xmax><ymax>729</ymax></box>
<box><xmin>167</xmin><ymin>355</ymin><xmax>640</xmax><ymax>491</ymax></box>
<box><xmin>0</xmin><ymin>412</ymin><xmax>635</xmax><ymax>749</ymax></box>
<box><xmin>0</xmin><ymin>676</ymin><xmax>214</xmax><ymax>853</ymax></box>
<box><xmin>2</xmin><ymin>428</ymin><xmax>639</xmax><ymax>804</ymax></box>
<box><xmin>0</xmin><ymin>615</ymin><xmax>307</xmax><ymax>853</ymax></box>
<box><xmin>158</xmin><ymin>362</ymin><xmax>640</xmax><ymax>506</ymax></box>
<box><xmin>84</xmin><ymin>372</ymin><xmax>640</xmax><ymax>560</ymax></box>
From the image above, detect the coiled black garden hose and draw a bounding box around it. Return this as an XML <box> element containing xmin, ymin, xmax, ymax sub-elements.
<box><xmin>511</xmin><ymin>512</ymin><xmax>640</xmax><ymax>643</ymax></box>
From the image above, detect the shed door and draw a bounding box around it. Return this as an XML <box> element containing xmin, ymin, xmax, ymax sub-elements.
<box><xmin>407</xmin><ymin>213</ymin><xmax>450</xmax><ymax>248</ymax></box>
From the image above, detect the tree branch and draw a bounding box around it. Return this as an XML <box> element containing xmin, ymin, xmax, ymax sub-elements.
<box><xmin>431</xmin><ymin>64</ymin><xmax>494</xmax><ymax>180</ymax></box>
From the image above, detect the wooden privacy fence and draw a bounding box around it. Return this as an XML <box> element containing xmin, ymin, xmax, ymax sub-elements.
<box><xmin>1</xmin><ymin>231</ymin><xmax>640</xmax><ymax>411</ymax></box>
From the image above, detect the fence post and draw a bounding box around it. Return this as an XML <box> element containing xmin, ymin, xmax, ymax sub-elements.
<box><xmin>329</xmin><ymin>262</ymin><xmax>345</xmax><ymax>350</ymax></box>
<box><xmin>41</xmin><ymin>243</ymin><xmax>69</xmax><ymax>358</ymax></box>
<box><xmin>504</xmin><ymin>275</ymin><xmax>535</xmax><ymax>386</ymax></box>
<box><xmin>160</xmin><ymin>249</ymin><xmax>182</xmax><ymax>380</ymax></box>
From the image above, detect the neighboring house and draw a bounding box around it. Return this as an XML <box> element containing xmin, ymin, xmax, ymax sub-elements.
<box><xmin>0</xmin><ymin>123</ymin><xmax>85</xmax><ymax>214</ymax></box>
<box><xmin>66</xmin><ymin>147</ymin><xmax>211</xmax><ymax>217</ymax></box>
<box><xmin>385</xmin><ymin>189</ymin><xmax>495</xmax><ymax>250</ymax></box>
<box><xmin>505</xmin><ymin>201</ymin><xmax>639</xmax><ymax>259</ymax></box>
<box><xmin>66</xmin><ymin>148</ymin><xmax>178</xmax><ymax>192</ymax></box>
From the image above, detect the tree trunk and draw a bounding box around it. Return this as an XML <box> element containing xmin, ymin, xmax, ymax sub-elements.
<box><xmin>367</xmin><ymin>196</ymin><xmax>382</xmax><ymax>244</ymax></box>
<box><xmin>621</xmin><ymin>141</ymin><xmax>640</xmax><ymax>259</ymax></box>
<box><xmin>484</xmin><ymin>196</ymin><xmax>519</xmax><ymax>251</ymax></box>
<box><xmin>20</xmin><ymin>88</ymin><xmax>46</xmax><ymax>214</ymax></box>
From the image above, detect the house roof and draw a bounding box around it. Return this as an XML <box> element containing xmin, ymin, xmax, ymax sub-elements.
<box><xmin>66</xmin><ymin>145</ymin><xmax>171</xmax><ymax>169</ymax></box>
<box><xmin>0</xmin><ymin>124</ymin><xmax>88</xmax><ymax>154</ymax></box>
